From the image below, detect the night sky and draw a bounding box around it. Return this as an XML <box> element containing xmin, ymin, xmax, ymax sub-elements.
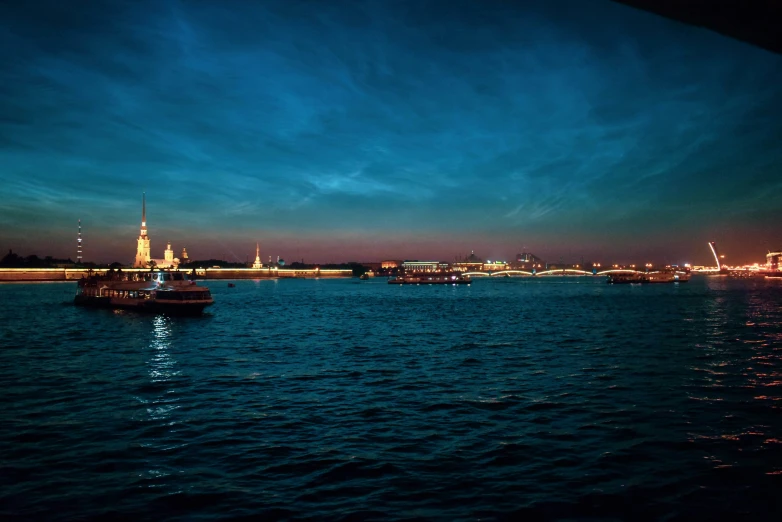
<box><xmin>2</xmin><ymin>0</ymin><xmax>781</xmax><ymax>265</ymax></box>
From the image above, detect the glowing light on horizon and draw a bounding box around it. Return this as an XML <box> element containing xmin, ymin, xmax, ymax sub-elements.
<box><xmin>708</xmin><ymin>241</ymin><xmax>721</xmax><ymax>270</ymax></box>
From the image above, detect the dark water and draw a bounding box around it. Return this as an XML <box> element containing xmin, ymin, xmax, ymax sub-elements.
<box><xmin>1</xmin><ymin>276</ymin><xmax>781</xmax><ymax>521</ymax></box>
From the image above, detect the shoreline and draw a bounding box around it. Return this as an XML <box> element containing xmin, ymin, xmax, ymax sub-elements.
<box><xmin>0</xmin><ymin>267</ymin><xmax>353</xmax><ymax>282</ymax></box>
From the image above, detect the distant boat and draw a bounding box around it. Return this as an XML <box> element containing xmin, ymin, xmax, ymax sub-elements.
<box><xmin>359</xmin><ymin>274</ymin><xmax>369</xmax><ymax>280</ymax></box>
<box><xmin>606</xmin><ymin>272</ymin><xmax>644</xmax><ymax>284</ymax></box>
<box><xmin>607</xmin><ymin>270</ymin><xmax>691</xmax><ymax>284</ymax></box>
<box><xmin>227</xmin><ymin>283</ymin><xmax>235</xmax><ymax>287</ymax></box>
<box><xmin>388</xmin><ymin>272</ymin><xmax>471</xmax><ymax>285</ymax></box>
<box><xmin>645</xmin><ymin>271</ymin><xmax>691</xmax><ymax>283</ymax></box>
<box><xmin>674</xmin><ymin>271</ymin><xmax>691</xmax><ymax>283</ymax></box>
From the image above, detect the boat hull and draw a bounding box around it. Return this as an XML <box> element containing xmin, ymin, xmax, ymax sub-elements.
<box><xmin>606</xmin><ymin>274</ymin><xmax>644</xmax><ymax>284</ymax></box>
<box><xmin>607</xmin><ymin>272</ymin><xmax>691</xmax><ymax>284</ymax></box>
<box><xmin>74</xmin><ymin>295</ymin><xmax>213</xmax><ymax>316</ymax></box>
<box><xmin>75</xmin><ymin>270</ymin><xmax>214</xmax><ymax>316</ymax></box>
<box><xmin>388</xmin><ymin>279</ymin><xmax>471</xmax><ymax>285</ymax></box>
<box><xmin>388</xmin><ymin>272</ymin><xmax>471</xmax><ymax>285</ymax></box>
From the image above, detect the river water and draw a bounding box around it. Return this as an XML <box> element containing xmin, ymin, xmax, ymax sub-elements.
<box><xmin>1</xmin><ymin>276</ymin><xmax>781</xmax><ymax>520</ymax></box>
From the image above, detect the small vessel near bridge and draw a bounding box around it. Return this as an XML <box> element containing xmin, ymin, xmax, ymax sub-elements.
<box><xmin>645</xmin><ymin>271</ymin><xmax>691</xmax><ymax>283</ymax></box>
<box><xmin>606</xmin><ymin>272</ymin><xmax>645</xmax><ymax>284</ymax></box>
<box><xmin>75</xmin><ymin>270</ymin><xmax>214</xmax><ymax>315</ymax></box>
<box><xmin>607</xmin><ymin>270</ymin><xmax>690</xmax><ymax>284</ymax></box>
<box><xmin>388</xmin><ymin>272</ymin><xmax>471</xmax><ymax>285</ymax></box>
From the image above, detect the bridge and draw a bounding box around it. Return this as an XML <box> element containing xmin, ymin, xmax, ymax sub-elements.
<box><xmin>462</xmin><ymin>268</ymin><xmax>644</xmax><ymax>277</ymax></box>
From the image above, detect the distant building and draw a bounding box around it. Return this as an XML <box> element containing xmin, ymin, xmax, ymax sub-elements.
<box><xmin>402</xmin><ymin>260</ymin><xmax>449</xmax><ymax>272</ymax></box>
<box><xmin>149</xmin><ymin>241</ymin><xmax>179</xmax><ymax>269</ymax></box>
<box><xmin>511</xmin><ymin>252</ymin><xmax>545</xmax><ymax>270</ymax></box>
<box><xmin>482</xmin><ymin>260</ymin><xmax>509</xmax><ymax>271</ymax></box>
<box><xmin>164</xmin><ymin>242</ymin><xmax>175</xmax><ymax>265</ymax></box>
<box><xmin>381</xmin><ymin>260</ymin><xmax>402</xmax><ymax>269</ymax></box>
<box><xmin>453</xmin><ymin>251</ymin><xmax>483</xmax><ymax>272</ymax></box>
<box><xmin>768</xmin><ymin>250</ymin><xmax>782</xmax><ymax>270</ymax></box>
<box><xmin>181</xmin><ymin>247</ymin><xmax>189</xmax><ymax>262</ymax></box>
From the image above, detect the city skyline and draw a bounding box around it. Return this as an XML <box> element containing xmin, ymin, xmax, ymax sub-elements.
<box><xmin>2</xmin><ymin>0</ymin><xmax>781</xmax><ymax>265</ymax></box>
<box><xmin>0</xmin><ymin>198</ymin><xmax>763</xmax><ymax>270</ymax></box>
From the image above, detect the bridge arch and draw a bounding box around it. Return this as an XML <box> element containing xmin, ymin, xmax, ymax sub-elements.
<box><xmin>535</xmin><ymin>269</ymin><xmax>591</xmax><ymax>276</ymax></box>
<box><xmin>490</xmin><ymin>270</ymin><xmax>533</xmax><ymax>277</ymax></box>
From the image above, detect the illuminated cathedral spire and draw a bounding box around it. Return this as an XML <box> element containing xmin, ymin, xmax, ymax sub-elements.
<box><xmin>252</xmin><ymin>242</ymin><xmax>262</xmax><ymax>269</ymax></box>
<box><xmin>134</xmin><ymin>192</ymin><xmax>151</xmax><ymax>268</ymax></box>
<box><xmin>140</xmin><ymin>192</ymin><xmax>147</xmax><ymax>238</ymax></box>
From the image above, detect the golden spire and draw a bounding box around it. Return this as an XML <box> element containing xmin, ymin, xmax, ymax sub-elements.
<box><xmin>140</xmin><ymin>192</ymin><xmax>147</xmax><ymax>238</ymax></box>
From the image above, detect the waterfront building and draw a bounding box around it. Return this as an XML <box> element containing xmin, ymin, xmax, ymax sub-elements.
<box><xmin>164</xmin><ymin>242</ymin><xmax>175</xmax><ymax>265</ymax></box>
<box><xmin>148</xmin><ymin>242</ymin><xmax>179</xmax><ymax>269</ymax></box>
<box><xmin>482</xmin><ymin>260</ymin><xmax>509</xmax><ymax>271</ymax></box>
<box><xmin>453</xmin><ymin>251</ymin><xmax>483</xmax><ymax>272</ymax></box>
<box><xmin>252</xmin><ymin>243</ymin><xmax>262</xmax><ymax>269</ymax></box>
<box><xmin>512</xmin><ymin>252</ymin><xmax>545</xmax><ymax>270</ymax></box>
<box><xmin>402</xmin><ymin>260</ymin><xmax>450</xmax><ymax>272</ymax></box>
<box><xmin>767</xmin><ymin>250</ymin><xmax>782</xmax><ymax>271</ymax></box>
<box><xmin>133</xmin><ymin>193</ymin><xmax>151</xmax><ymax>268</ymax></box>
<box><xmin>381</xmin><ymin>260</ymin><xmax>402</xmax><ymax>269</ymax></box>
<box><xmin>181</xmin><ymin>247</ymin><xmax>189</xmax><ymax>262</ymax></box>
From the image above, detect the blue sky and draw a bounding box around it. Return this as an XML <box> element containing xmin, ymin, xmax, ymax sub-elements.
<box><xmin>1</xmin><ymin>0</ymin><xmax>781</xmax><ymax>265</ymax></box>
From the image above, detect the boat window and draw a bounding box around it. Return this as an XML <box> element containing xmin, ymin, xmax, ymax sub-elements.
<box><xmin>156</xmin><ymin>290</ymin><xmax>211</xmax><ymax>301</ymax></box>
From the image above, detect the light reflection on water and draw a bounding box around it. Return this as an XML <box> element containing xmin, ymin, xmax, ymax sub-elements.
<box><xmin>139</xmin><ymin>315</ymin><xmax>182</xmax><ymax>485</ymax></box>
<box><xmin>684</xmin><ymin>277</ymin><xmax>782</xmax><ymax>475</ymax></box>
<box><xmin>147</xmin><ymin>315</ymin><xmax>179</xmax><ymax>420</ymax></box>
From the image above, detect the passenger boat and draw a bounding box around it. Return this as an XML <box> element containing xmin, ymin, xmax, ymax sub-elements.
<box><xmin>75</xmin><ymin>270</ymin><xmax>214</xmax><ymax>315</ymax></box>
<box><xmin>645</xmin><ymin>271</ymin><xmax>691</xmax><ymax>283</ymax></box>
<box><xmin>674</xmin><ymin>271</ymin><xmax>691</xmax><ymax>282</ymax></box>
<box><xmin>606</xmin><ymin>272</ymin><xmax>644</xmax><ymax>284</ymax></box>
<box><xmin>388</xmin><ymin>272</ymin><xmax>471</xmax><ymax>285</ymax></box>
<box><xmin>607</xmin><ymin>270</ymin><xmax>690</xmax><ymax>284</ymax></box>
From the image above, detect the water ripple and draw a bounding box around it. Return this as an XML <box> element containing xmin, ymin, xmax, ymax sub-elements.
<box><xmin>1</xmin><ymin>277</ymin><xmax>782</xmax><ymax>520</ymax></box>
